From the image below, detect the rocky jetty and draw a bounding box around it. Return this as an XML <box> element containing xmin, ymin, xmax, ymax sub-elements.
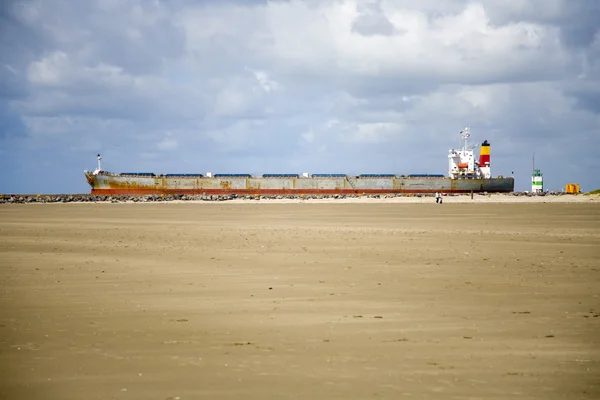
<box><xmin>0</xmin><ymin>191</ymin><xmax>572</xmax><ymax>204</ymax></box>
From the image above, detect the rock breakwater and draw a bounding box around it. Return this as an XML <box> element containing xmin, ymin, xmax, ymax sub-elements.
<box><xmin>0</xmin><ymin>191</ymin><xmax>571</xmax><ymax>204</ymax></box>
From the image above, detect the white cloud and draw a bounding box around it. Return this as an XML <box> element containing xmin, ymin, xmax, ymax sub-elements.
<box><xmin>301</xmin><ymin>130</ymin><xmax>315</xmax><ymax>144</ymax></box>
<box><xmin>157</xmin><ymin>133</ymin><xmax>178</xmax><ymax>151</ymax></box>
<box><xmin>344</xmin><ymin>122</ymin><xmax>404</xmax><ymax>143</ymax></box>
<box><xmin>26</xmin><ymin>51</ymin><xmax>129</xmax><ymax>88</ymax></box>
<box><xmin>253</xmin><ymin>1</ymin><xmax>567</xmax><ymax>83</ymax></box>
<box><xmin>249</xmin><ymin>69</ymin><xmax>279</xmax><ymax>92</ymax></box>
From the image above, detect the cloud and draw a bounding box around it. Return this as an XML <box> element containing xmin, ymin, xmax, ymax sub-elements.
<box><xmin>0</xmin><ymin>0</ymin><xmax>599</xmax><ymax>194</ymax></box>
<box><xmin>352</xmin><ymin>0</ymin><xmax>399</xmax><ymax>37</ymax></box>
<box><xmin>157</xmin><ymin>133</ymin><xmax>178</xmax><ymax>151</ymax></box>
<box><xmin>248</xmin><ymin>69</ymin><xmax>279</xmax><ymax>93</ymax></box>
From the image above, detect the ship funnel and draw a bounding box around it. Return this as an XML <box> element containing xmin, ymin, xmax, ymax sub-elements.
<box><xmin>478</xmin><ymin>140</ymin><xmax>491</xmax><ymax>178</ymax></box>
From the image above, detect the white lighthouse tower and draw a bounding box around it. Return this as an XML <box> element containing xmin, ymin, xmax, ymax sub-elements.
<box><xmin>531</xmin><ymin>153</ymin><xmax>543</xmax><ymax>193</ymax></box>
<box><xmin>532</xmin><ymin>169</ymin><xmax>543</xmax><ymax>193</ymax></box>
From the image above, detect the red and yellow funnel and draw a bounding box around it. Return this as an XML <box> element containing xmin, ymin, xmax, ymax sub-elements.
<box><xmin>479</xmin><ymin>140</ymin><xmax>490</xmax><ymax>167</ymax></box>
<box><xmin>478</xmin><ymin>140</ymin><xmax>491</xmax><ymax>178</ymax></box>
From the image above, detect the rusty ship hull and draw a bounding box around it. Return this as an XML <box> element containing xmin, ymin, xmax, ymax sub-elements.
<box><xmin>85</xmin><ymin>173</ymin><xmax>514</xmax><ymax>195</ymax></box>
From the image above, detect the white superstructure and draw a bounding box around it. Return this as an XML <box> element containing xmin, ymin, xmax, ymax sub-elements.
<box><xmin>447</xmin><ymin>127</ymin><xmax>488</xmax><ymax>179</ymax></box>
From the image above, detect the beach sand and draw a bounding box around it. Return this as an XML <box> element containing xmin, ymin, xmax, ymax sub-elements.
<box><xmin>1</xmin><ymin>200</ymin><xmax>599</xmax><ymax>399</ymax></box>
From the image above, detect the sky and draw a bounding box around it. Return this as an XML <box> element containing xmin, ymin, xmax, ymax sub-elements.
<box><xmin>0</xmin><ymin>0</ymin><xmax>599</xmax><ymax>194</ymax></box>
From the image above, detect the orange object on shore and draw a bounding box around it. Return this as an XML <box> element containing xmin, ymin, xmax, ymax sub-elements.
<box><xmin>565</xmin><ymin>184</ymin><xmax>580</xmax><ymax>194</ymax></box>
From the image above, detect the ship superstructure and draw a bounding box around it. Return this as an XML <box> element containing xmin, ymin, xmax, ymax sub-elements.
<box><xmin>447</xmin><ymin>127</ymin><xmax>491</xmax><ymax>179</ymax></box>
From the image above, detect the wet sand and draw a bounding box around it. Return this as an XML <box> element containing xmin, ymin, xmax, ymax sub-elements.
<box><xmin>1</xmin><ymin>202</ymin><xmax>599</xmax><ymax>399</ymax></box>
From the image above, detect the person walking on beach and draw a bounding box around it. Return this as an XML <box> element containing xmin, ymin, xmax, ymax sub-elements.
<box><xmin>435</xmin><ymin>192</ymin><xmax>440</xmax><ymax>204</ymax></box>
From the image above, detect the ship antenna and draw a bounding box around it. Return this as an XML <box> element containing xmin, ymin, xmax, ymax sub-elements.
<box><xmin>97</xmin><ymin>154</ymin><xmax>102</xmax><ymax>171</ymax></box>
<box><xmin>460</xmin><ymin>127</ymin><xmax>470</xmax><ymax>150</ymax></box>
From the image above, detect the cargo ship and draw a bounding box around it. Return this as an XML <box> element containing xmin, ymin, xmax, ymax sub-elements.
<box><xmin>84</xmin><ymin>128</ymin><xmax>514</xmax><ymax>195</ymax></box>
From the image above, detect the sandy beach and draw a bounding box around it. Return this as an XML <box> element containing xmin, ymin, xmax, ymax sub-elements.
<box><xmin>1</xmin><ymin>199</ymin><xmax>599</xmax><ymax>399</ymax></box>
<box><xmin>182</xmin><ymin>193</ymin><xmax>600</xmax><ymax>204</ymax></box>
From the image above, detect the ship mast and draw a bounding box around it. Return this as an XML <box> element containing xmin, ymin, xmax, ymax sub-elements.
<box><xmin>97</xmin><ymin>154</ymin><xmax>103</xmax><ymax>171</ymax></box>
<box><xmin>460</xmin><ymin>127</ymin><xmax>470</xmax><ymax>151</ymax></box>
